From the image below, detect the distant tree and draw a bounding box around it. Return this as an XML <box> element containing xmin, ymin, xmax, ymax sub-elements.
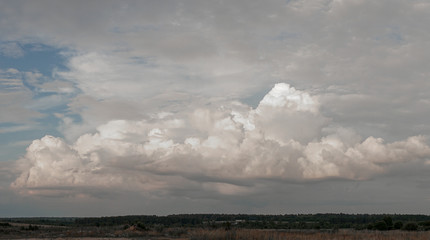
<box><xmin>393</xmin><ymin>221</ymin><xmax>403</xmax><ymax>230</ymax></box>
<box><xmin>136</xmin><ymin>221</ymin><xmax>147</xmax><ymax>231</ymax></box>
<box><xmin>22</xmin><ymin>224</ymin><xmax>40</xmax><ymax>231</ymax></box>
<box><xmin>403</xmin><ymin>222</ymin><xmax>418</xmax><ymax>231</ymax></box>
<box><xmin>224</xmin><ymin>221</ymin><xmax>232</xmax><ymax>231</ymax></box>
<box><xmin>383</xmin><ymin>216</ymin><xmax>393</xmax><ymax>229</ymax></box>
<box><xmin>420</xmin><ymin>221</ymin><xmax>430</xmax><ymax>228</ymax></box>
<box><xmin>374</xmin><ymin>221</ymin><xmax>388</xmax><ymax>231</ymax></box>
<box><xmin>155</xmin><ymin>224</ymin><xmax>165</xmax><ymax>233</ymax></box>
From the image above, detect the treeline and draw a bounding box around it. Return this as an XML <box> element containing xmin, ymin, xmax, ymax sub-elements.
<box><xmin>73</xmin><ymin>214</ymin><xmax>430</xmax><ymax>230</ymax></box>
<box><xmin>1</xmin><ymin>217</ymin><xmax>75</xmax><ymax>226</ymax></box>
<box><xmin>3</xmin><ymin>214</ymin><xmax>430</xmax><ymax>231</ymax></box>
<box><xmin>365</xmin><ymin>216</ymin><xmax>430</xmax><ymax>231</ymax></box>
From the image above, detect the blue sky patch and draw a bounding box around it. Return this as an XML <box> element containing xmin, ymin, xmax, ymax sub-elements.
<box><xmin>0</xmin><ymin>42</ymin><xmax>68</xmax><ymax>76</ymax></box>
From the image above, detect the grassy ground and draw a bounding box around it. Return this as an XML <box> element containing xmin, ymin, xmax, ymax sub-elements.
<box><xmin>187</xmin><ymin>229</ymin><xmax>430</xmax><ymax>240</ymax></box>
<box><xmin>3</xmin><ymin>224</ymin><xmax>430</xmax><ymax>239</ymax></box>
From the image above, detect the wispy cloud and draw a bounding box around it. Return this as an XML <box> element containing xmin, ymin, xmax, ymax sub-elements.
<box><xmin>0</xmin><ymin>42</ymin><xmax>24</xmax><ymax>58</ymax></box>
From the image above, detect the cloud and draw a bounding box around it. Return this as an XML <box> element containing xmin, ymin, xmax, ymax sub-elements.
<box><xmin>12</xmin><ymin>83</ymin><xmax>430</xmax><ymax>197</ymax></box>
<box><xmin>0</xmin><ymin>69</ymin><xmax>43</xmax><ymax>123</ymax></box>
<box><xmin>255</xmin><ymin>83</ymin><xmax>326</xmax><ymax>144</ymax></box>
<box><xmin>3</xmin><ymin>0</ymin><xmax>429</xmax><ymax>142</ymax></box>
<box><xmin>0</xmin><ymin>42</ymin><xmax>24</xmax><ymax>58</ymax></box>
<box><xmin>0</xmin><ymin>68</ymin><xmax>76</xmax><ymax>124</ymax></box>
<box><xmin>2</xmin><ymin>0</ymin><xmax>430</xmax><ymax>214</ymax></box>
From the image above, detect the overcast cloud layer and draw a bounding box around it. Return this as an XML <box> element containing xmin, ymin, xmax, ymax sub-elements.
<box><xmin>1</xmin><ymin>0</ymin><xmax>430</xmax><ymax>216</ymax></box>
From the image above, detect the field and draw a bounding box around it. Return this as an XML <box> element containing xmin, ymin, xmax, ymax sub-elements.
<box><xmin>188</xmin><ymin>229</ymin><xmax>430</xmax><ymax>240</ymax></box>
<box><xmin>2</xmin><ymin>214</ymin><xmax>430</xmax><ymax>239</ymax></box>
<box><xmin>2</xmin><ymin>225</ymin><xmax>430</xmax><ymax>240</ymax></box>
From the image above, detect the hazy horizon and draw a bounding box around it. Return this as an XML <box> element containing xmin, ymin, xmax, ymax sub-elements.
<box><xmin>1</xmin><ymin>0</ymin><xmax>430</xmax><ymax>217</ymax></box>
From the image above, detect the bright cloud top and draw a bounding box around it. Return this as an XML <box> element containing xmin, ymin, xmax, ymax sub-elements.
<box><xmin>12</xmin><ymin>83</ymin><xmax>430</xmax><ymax>197</ymax></box>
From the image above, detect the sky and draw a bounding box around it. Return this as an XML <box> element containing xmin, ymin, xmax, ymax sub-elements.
<box><xmin>1</xmin><ymin>0</ymin><xmax>430</xmax><ymax>217</ymax></box>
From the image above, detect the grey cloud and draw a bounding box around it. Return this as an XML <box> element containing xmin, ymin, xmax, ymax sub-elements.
<box><xmin>2</xmin><ymin>0</ymin><xmax>430</xmax><ymax>215</ymax></box>
<box><xmin>3</xmin><ymin>0</ymin><xmax>428</xmax><ymax>142</ymax></box>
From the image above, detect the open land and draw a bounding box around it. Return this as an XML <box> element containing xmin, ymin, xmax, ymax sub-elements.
<box><xmin>2</xmin><ymin>214</ymin><xmax>430</xmax><ymax>239</ymax></box>
<box><xmin>3</xmin><ymin>228</ymin><xmax>430</xmax><ymax>240</ymax></box>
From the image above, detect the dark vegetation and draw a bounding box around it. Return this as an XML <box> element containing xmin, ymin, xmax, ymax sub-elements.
<box><xmin>1</xmin><ymin>214</ymin><xmax>430</xmax><ymax>239</ymax></box>
<box><xmin>73</xmin><ymin>213</ymin><xmax>430</xmax><ymax>230</ymax></box>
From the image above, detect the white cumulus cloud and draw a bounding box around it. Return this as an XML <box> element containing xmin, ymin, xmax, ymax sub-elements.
<box><xmin>11</xmin><ymin>83</ymin><xmax>430</xmax><ymax>197</ymax></box>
